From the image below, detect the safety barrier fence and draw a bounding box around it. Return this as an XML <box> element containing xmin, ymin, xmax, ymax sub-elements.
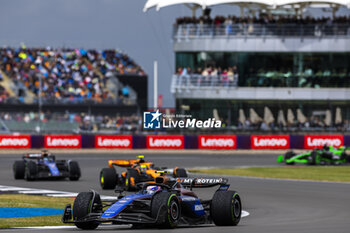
<box><xmin>0</xmin><ymin>134</ymin><xmax>349</xmax><ymax>150</ymax></box>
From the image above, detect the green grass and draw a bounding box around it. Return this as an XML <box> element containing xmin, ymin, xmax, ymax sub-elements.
<box><xmin>190</xmin><ymin>166</ymin><xmax>350</xmax><ymax>182</ymax></box>
<box><xmin>0</xmin><ymin>194</ymin><xmax>74</xmax><ymax>228</ymax></box>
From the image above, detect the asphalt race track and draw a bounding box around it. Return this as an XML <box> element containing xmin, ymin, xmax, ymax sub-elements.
<box><xmin>1</xmin><ymin>152</ymin><xmax>350</xmax><ymax>233</ymax></box>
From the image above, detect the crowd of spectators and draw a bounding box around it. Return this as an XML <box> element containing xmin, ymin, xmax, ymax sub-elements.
<box><xmin>175</xmin><ymin>65</ymin><xmax>350</xmax><ymax>88</ymax></box>
<box><xmin>1</xmin><ymin>109</ymin><xmax>349</xmax><ymax>133</ymax></box>
<box><xmin>0</xmin><ymin>47</ymin><xmax>145</xmax><ymax>104</ymax></box>
<box><xmin>175</xmin><ymin>66</ymin><xmax>239</xmax><ymax>87</ymax></box>
<box><xmin>0</xmin><ymin>111</ymin><xmax>142</xmax><ymax>133</ymax></box>
<box><xmin>244</xmin><ymin>68</ymin><xmax>350</xmax><ymax>88</ymax></box>
<box><xmin>175</xmin><ymin>15</ymin><xmax>350</xmax><ymax>37</ymax></box>
<box><xmin>0</xmin><ymin>84</ymin><xmax>10</xmax><ymax>103</ymax></box>
<box><xmin>176</xmin><ymin>15</ymin><xmax>350</xmax><ymax>25</ymax></box>
<box><xmin>238</xmin><ymin>116</ymin><xmax>350</xmax><ymax>132</ymax></box>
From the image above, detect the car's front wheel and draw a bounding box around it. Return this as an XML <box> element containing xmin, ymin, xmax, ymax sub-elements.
<box><xmin>151</xmin><ymin>192</ymin><xmax>180</xmax><ymax>228</ymax></box>
<box><xmin>13</xmin><ymin>161</ymin><xmax>25</xmax><ymax>179</ymax></box>
<box><xmin>68</xmin><ymin>161</ymin><xmax>81</xmax><ymax>181</ymax></box>
<box><xmin>284</xmin><ymin>151</ymin><xmax>295</xmax><ymax>165</ymax></box>
<box><xmin>125</xmin><ymin>168</ymin><xmax>140</xmax><ymax>191</ymax></box>
<box><xmin>25</xmin><ymin>161</ymin><xmax>37</xmax><ymax>181</ymax></box>
<box><xmin>73</xmin><ymin>191</ymin><xmax>102</xmax><ymax>230</ymax></box>
<box><xmin>307</xmin><ymin>151</ymin><xmax>318</xmax><ymax>165</ymax></box>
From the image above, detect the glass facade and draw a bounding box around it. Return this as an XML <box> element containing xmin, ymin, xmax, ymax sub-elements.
<box><xmin>177</xmin><ymin>99</ymin><xmax>350</xmax><ymax>129</ymax></box>
<box><xmin>176</xmin><ymin>52</ymin><xmax>350</xmax><ymax>88</ymax></box>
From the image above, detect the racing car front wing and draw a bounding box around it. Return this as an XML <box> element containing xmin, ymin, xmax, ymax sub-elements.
<box><xmin>62</xmin><ymin>204</ymin><xmax>166</xmax><ymax>225</ymax></box>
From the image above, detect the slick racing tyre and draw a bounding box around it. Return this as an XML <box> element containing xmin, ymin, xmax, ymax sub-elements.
<box><xmin>100</xmin><ymin>167</ymin><xmax>117</xmax><ymax>190</ymax></box>
<box><xmin>284</xmin><ymin>151</ymin><xmax>295</xmax><ymax>165</ymax></box>
<box><xmin>151</xmin><ymin>192</ymin><xmax>180</xmax><ymax>228</ymax></box>
<box><xmin>13</xmin><ymin>161</ymin><xmax>25</xmax><ymax>179</ymax></box>
<box><xmin>68</xmin><ymin>161</ymin><xmax>81</xmax><ymax>181</ymax></box>
<box><xmin>346</xmin><ymin>154</ymin><xmax>350</xmax><ymax>163</ymax></box>
<box><xmin>307</xmin><ymin>151</ymin><xmax>318</xmax><ymax>165</ymax></box>
<box><xmin>211</xmin><ymin>190</ymin><xmax>241</xmax><ymax>226</ymax></box>
<box><xmin>125</xmin><ymin>168</ymin><xmax>140</xmax><ymax>191</ymax></box>
<box><xmin>73</xmin><ymin>191</ymin><xmax>102</xmax><ymax>230</ymax></box>
<box><xmin>340</xmin><ymin>152</ymin><xmax>348</xmax><ymax>163</ymax></box>
<box><xmin>25</xmin><ymin>161</ymin><xmax>37</xmax><ymax>181</ymax></box>
<box><xmin>173</xmin><ymin>167</ymin><xmax>188</xmax><ymax>178</ymax></box>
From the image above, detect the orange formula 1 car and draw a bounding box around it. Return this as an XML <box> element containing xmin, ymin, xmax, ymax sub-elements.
<box><xmin>99</xmin><ymin>155</ymin><xmax>188</xmax><ymax>190</ymax></box>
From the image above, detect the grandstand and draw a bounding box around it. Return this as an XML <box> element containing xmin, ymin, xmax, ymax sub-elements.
<box><xmin>145</xmin><ymin>0</ymin><xmax>350</xmax><ymax>133</ymax></box>
<box><xmin>0</xmin><ymin>47</ymin><xmax>148</xmax><ymax>133</ymax></box>
<box><xmin>0</xmin><ymin>47</ymin><xmax>146</xmax><ymax>104</ymax></box>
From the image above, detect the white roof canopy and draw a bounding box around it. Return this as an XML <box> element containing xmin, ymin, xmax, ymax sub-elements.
<box><xmin>144</xmin><ymin>0</ymin><xmax>350</xmax><ymax>11</ymax></box>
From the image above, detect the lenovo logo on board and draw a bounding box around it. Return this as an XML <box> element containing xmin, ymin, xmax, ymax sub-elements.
<box><xmin>199</xmin><ymin>135</ymin><xmax>236</xmax><ymax>149</ymax></box>
<box><xmin>304</xmin><ymin>135</ymin><xmax>343</xmax><ymax>149</ymax></box>
<box><xmin>44</xmin><ymin>135</ymin><xmax>81</xmax><ymax>148</ymax></box>
<box><xmin>251</xmin><ymin>135</ymin><xmax>290</xmax><ymax>149</ymax></box>
<box><xmin>147</xmin><ymin>135</ymin><xmax>184</xmax><ymax>149</ymax></box>
<box><xmin>95</xmin><ymin>135</ymin><xmax>132</xmax><ymax>149</ymax></box>
<box><xmin>0</xmin><ymin>135</ymin><xmax>31</xmax><ymax>148</ymax></box>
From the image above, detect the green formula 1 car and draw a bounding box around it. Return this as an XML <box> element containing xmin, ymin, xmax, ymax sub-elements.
<box><xmin>277</xmin><ymin>145</ymin><xmax>350</xmax><ymax>165</ymax></box>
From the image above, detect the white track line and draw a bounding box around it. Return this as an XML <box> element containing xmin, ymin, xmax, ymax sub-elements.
<box><xmin>0</xmin><ymin>187</ymin><xmax>33</xmax><ymax>191</ymax></box>
<box><xmin>241</xmin><ymin>210</ymin><xmax>249</xmax><ymax>217</ymax></box>
<box><xmin>45</xmin><ymin>193</ymin><xmax>78</xmax><ymax>197</ymax></box>
<box><xmin>19</xmin><ymin>190</ymin><xmax>68</xmax><ymax>194</ymax></box>
<box><xmin>0</xmin><ymin>185</ymin><xmax>122</xmax><ymax>200</ymax></box>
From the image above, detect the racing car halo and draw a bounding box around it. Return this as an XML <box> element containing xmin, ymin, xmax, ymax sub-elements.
<box><xmin>13</xmin><ymin>150</ymin><xmax>81</xmax><ymax>181</ymax></box>
<box><xmin>62</xmin><ymin>172</ymin><xmax>242</xmax><ymax>229</ymax></box>
<box><xmin>277</xmin><ymin>145</ymin><xmax>350</xmax><ymax>165</ymax></box>
<box><xmin>99</xmin><ymin>155</ymin><xmax>188</xmax><ymax>190</ymax></box>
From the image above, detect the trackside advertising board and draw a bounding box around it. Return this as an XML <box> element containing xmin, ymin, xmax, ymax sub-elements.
<box><xmin>0</xmin><ymin>135</ymin><xmax>31</xmax><ymax>148</ymax></box>
<box><xmin>95</xmin><ymin>135</ymin><xmax>132</xmax><ymax>149</ymax></box>
<box><xmin>146</xmin><ymin>135</ymin><xmax>184</xmax><ymax>149</ymax></box>
<box><xmin>198</xmin><ymin>135</ymin><xmax>236</xmax><ymax>149</ymax></box>
<box><xmin>304</xmin><ymin>135</ymin><xmax>343</xmax><ymax>149</ymax></box>
<box><xmin>251</xmin><ymin>135</ymin><xmax>290</xmax><ymax>149</ymax></box>
<box><xmin>44</xmin><ymin>135</ymin><xmax>81</xmax><ymax>149</ymax></box>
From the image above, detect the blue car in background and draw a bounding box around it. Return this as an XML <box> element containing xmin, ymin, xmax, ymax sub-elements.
<box><xmin>13</xmin><ymin>151</ymin><xmax>81</xmax><ymax>181</ymax></box>
<box><xmin>62</xmin><ymin>174</ymin><xmax>242</xmax><ymax>229</ymax></box>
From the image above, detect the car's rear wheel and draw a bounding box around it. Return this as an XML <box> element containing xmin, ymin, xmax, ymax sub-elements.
<box><xmin>100</xmin><ymin>168</ymin><xmax>117</xmax><ymax>189</ymax></box>
<box><xmin>125</xmin><ymin>168</ymin><xmax>140</xmax><ymax>191</ymax></box>
<box><xmin>340</xmin><ymin>152</ymin><xmax>347</xmax><ymax>162</ymax></box>
<box><xmin>346</xmin><ymin>154</ymin><xmax>350</xmax><ymax>163</ymax></box>
<box><xmin>73</xmin><ymin>191</ymin><xmax>102</xmax><ymax>230</ymax></box>
<box><xmin>284</xmin><ymin>151</ymin><xmax>295</xmax><ymax>165</ymax></box>
<box><xmin>211</xmin><ymin>190</ymin><xmax>241</xmax><ymax>226</ymax></box>
<box><xmin>173</xmin><ymin>167</ymin><xmax>188</xmax><ymax>178</ymax></box>
<box><xmin>69</xmin><ymin>161</ymin><xmax>81</xmax><ymax>181</ymax></box>
<box><xmin>25</xmin><ymin>161</ymin><xmax>37</xmax><ymax>181</ymax></box>
<box><xmin>151</xmin><ymin>192</ymin><xmax>180</xmax><ymax>228</ymax></box>
<box><xmin>13</xmin><ymin>161</ymin><xmax>25</xmax><ymax>179</ymax></box>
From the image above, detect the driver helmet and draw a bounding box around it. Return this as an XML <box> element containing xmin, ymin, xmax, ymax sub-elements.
<box><xmin>41</xmin><ymin>150</ymin><xmax>49</xmax><ymax>160</ymax></box>
<box><xmin>145</xmin><ymin>185</ymin><xmax>161</xmax><ymax>195</ymax></box>
<box><xmin>140</xmin><ymin>164</ymin><xmax>147</xmax><ymax>174</ymax></box>
<box><xmin>323</xmin><ymin>144</ymin><xmax>330</xmax><ymax>151</ymax></box>
<box><xmin>138</xmin><ymin>155</ymin><xmax>145</xmax><ymax>163</ymax></box>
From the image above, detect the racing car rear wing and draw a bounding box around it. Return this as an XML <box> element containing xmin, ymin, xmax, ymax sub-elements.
<box><xmin>177</xmin><ymin>177</ymin><xmax>229</xmax><ymax>188</ymax></box>
<box><xmin>108</xmin><ymin>156</ymin><xmax>149</xmax><ymax>168</ymax></box>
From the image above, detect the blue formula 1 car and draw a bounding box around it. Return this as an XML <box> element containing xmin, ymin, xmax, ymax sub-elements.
<box><xmin>62</xmin><ymin>173</ymin><xmax>242</xmax><ymax>229</ymax></box>
<box><xmin>13</xmin><ymin>151</ymin><xmax>81</xmax><ymax>181</ymax></box>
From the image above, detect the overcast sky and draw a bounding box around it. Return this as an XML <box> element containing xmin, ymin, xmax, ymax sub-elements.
<box><xmin>0</xmin><ymin>0</ymin><xmax>349</xmax><ymax>107</ymax></box>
